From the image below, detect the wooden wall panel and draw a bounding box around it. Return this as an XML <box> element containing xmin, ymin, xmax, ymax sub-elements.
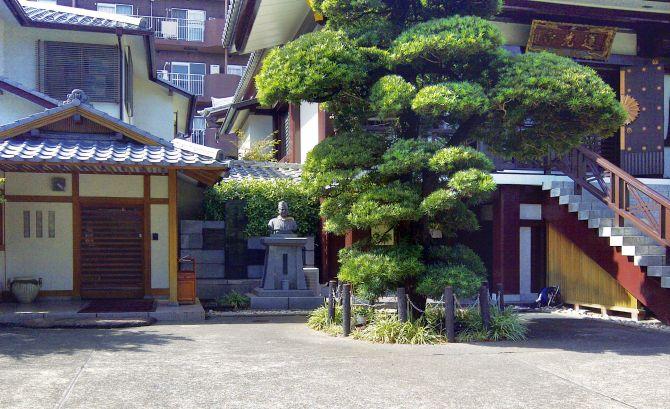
<box><xmin>546</xmin><ymin>224</ymin><xmax>638</xmax><ymax>310</ymax></box>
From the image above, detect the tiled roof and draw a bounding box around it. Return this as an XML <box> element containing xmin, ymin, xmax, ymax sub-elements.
<box><xmin>0</xmin><ymin>137</ymin><xmax>225</xmax><ymax>168</ymax></box>
<box><xmin>222</xmin><ymin>160</ymin><xmax>302</xmax><ymax>181</ymax></box>
<box><xmin>21</xmin><ymin>2</ymin><xmax>146</xmax><ymax>30</ymax></box>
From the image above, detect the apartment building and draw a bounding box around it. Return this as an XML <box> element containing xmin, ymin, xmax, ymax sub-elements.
<box><xmin>33</xmin><ymin>0</ymin><xmax>246</xmax><ymax>153</ymax></box>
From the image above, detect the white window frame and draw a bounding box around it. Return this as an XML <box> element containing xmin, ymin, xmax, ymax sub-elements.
<box><xmin>96</xmin><ymin>3</ymin><xmax>134</xmax><ymax>15</ymax></box>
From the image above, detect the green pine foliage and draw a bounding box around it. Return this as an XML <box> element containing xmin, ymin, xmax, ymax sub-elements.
<box><xmin>257</xmin><ymin>0</ymin><xmax>626</xmax><ymax>307</ymax></box>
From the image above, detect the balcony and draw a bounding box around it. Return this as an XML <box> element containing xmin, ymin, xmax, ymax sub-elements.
<box><xmin>141</xmin><ymin>17</ymin><xmax>226</xmax><ymax>53</ymax></box>
<box><xmin>190</xmin><ymin>129</ymin><xmax>206</xmax><ymax>145</ymax></box>
<box><xmin>157</xmin><ymin>71</ymin><xmax>204</xmax><ymax>96</ymax></box>
<box><xmin>142</xmin><ymin>16</ymin><xmax>205</xmax><ymax>42</ymax></box>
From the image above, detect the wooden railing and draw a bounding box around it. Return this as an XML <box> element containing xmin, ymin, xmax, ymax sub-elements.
<box><xmin>555</xmin><ymin>146</ymin><xmax>670</xmax><ymax>248</ymax></box>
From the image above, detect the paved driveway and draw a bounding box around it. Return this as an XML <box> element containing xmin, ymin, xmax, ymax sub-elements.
<box><xmin>1</xmin><ymin>313</ymin><xmax>669</xmax><ymax>409</ymax></box>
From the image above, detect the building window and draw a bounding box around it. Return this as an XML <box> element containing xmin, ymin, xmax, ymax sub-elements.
<box><xmin>160</xmin><ymin>62</ymin><xmax>205</xmax><ymax>96</ymax></box>
<box><xmin>36</xmin><ymin>211</ymin><xmax>43</xmax><ymax>238</ymax></box>
<box><xmin>38</xmin><ymin>41</ymin><xmax>120</xmax><ymax>103</ymax></box>
<box><xmin>170</xmin><ymin>8</ymin><xmax>205</xmax><ymax>41</ymax></box>
<box><xmin>96</xmin><ymin>3</ymin><xmax>134</xmax><ymax>15</ymax></box>
<box><xmin>191</xmin><ymin>116</ymin><xmax>206</xmax><ymax>145</ymax></box>
<box><xmin>48</xmin><ymin>211</ymin><xmax>56</xmax><ymax>238</ymax></box>
<box><xmin>23</xmin><ymin>211</ymin><xmax>30</xmax><ymax>238</ymax></box>
<box><xmin>226</xmin><ymin>64</ymin><xmax>245</xmax><ymax>76</ymax></box>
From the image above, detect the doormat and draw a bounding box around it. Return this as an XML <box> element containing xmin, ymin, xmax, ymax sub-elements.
<box><xmin>78</xmin><ymin>299</ymin><xmax>157</xmax><ymax>314</ymax></box>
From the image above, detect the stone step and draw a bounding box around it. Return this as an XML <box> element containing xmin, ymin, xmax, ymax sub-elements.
<box><xmin>578</xmin><ymin>209</ymin><xmax>613</xmax><ymax>221</ymax></box>
<box><xmin>551</xmin><ymin>188</ymin><xmax>574</xmax><ymax>198</ymax></box>
<box><xmin>589</xmin><ymin>217</ymin><xmax>614</xmax><ymax>229</ymax></box>
<box><xmin>610</xmin><ymin>235</ymin><xmax>657</xmax><ymax>246</ymax></box>
<box><xmin>621</xmin><ymin>245</ymin><xmax>666</xmax><ymax>256</ymax></box>
<box><xmin>633</xmin><ymin>255</ymin><xmax>666</xmax><ymax>267</ymax></box>
<box><xmin>661</xmin><ymin>276</ymin><xmax>670</xmax><ymax>288</ymax></box>
<box><xmin>646</xmin><ymin>265</ymin><xmax>670</xmax><ymax>277</ymax></box>
<box><xmin>559</xmin><ymin>194</ymin><xmax>582</xmax><ymax>205</ymax></box>
<box><xmin>568</xmin><ymin>201</ymin><xmax>607</xmax><ymax>212</ymax></box>
<box><xmin>599</xmin><ymin>226</ymin><xmax>642</xmax><ymax>237</ymax></box>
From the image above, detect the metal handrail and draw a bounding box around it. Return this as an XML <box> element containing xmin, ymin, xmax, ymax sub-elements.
<box><xmin>156</xmin><ymin>71</ymin><xmax>204</xmax><ymax>95</ymax></box>
<box><xmin>556</xmin><ymin>146</ymin><xmax>670</xmax><ymax>248</ymax></box>
<box><xmin>140</xmin><ymin>16</ymin><xmax>205</xmax><ymax>42</ymax></box>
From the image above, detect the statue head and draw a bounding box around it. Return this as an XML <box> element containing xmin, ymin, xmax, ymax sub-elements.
<box><xmin>278</xmin><ymin>201</ymin><xmax>289</xmax><ymax>218</ymax></box>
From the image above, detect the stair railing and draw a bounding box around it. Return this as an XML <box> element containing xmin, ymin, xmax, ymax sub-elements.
<box><xmin>555</xmin><ymin>146</ymin><xmax>670</xmax><ymax>248</ymax></box>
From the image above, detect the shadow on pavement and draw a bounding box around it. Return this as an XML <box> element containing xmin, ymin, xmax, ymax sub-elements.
<box><xmin>470</xmin><ymin>313</ymin><xmax>670</xmax><ymax>356</ymax></box>
<box><xmin>0</xmin><ymin>327</ymin><xmax>194</xmax><ymax>360</ymax></box>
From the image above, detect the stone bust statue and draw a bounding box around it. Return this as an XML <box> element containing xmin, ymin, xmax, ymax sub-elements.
<box><xmin>268</xmin><ymin>201</ymin><xmax>298</xmax><ymax>235</ymax></box>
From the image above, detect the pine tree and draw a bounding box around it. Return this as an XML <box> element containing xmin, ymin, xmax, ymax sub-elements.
<box><xmin>254</xmin><ymin>0</ymin><xmax>626</xmax><ymax>309</ymax></box>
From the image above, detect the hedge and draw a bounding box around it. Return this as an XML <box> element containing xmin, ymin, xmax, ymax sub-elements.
<box><xmin>204</xmin><ymin>178</ymin><xmax>320</xmax><ymax>237</ymax></box>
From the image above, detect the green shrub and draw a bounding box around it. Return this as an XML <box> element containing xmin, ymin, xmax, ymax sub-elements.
<box><xmin>204</xmin><ymin>178</ymin><xmax>320</xmax><ymax>237</ymax></box>
<box><xmin>216</xmin><ymin>291</ymin><xmax>250</xmax><ymax>311</ymax></box>
<box><xmin>352</xmin><ymin>313</ymin><xmax>445</xmax><ymax>344</ymax></box>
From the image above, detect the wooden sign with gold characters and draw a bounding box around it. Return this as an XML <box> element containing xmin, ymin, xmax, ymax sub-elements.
<box><xmin>527</xmin><ymin>20</ymin><xmax>616</xmax><ymax>60</ymax></box>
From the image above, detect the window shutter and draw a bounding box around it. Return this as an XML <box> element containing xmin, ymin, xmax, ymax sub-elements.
<box><xmin>38</xmin><ymin>41</ymin><xmax>120</xmax><ymax>103</ymax></box>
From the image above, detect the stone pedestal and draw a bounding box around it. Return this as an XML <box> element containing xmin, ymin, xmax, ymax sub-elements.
<box><xmin>250</xmin><ymin>235</ymin><xmax>323</xmax><ymax>310</ymax></box>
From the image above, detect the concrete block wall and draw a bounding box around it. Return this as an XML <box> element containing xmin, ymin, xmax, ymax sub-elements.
<box><xmin>180</xmin><ymin>220</ymin><xmax>225</xmax><ymax>279</ymax></box>
<box><xmin>181</xmin><ymin>219</ymin><xmax>317</xmax><ymax>300</ymax></box>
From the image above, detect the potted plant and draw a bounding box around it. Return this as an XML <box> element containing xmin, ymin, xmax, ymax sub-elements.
<box><xmin>10</xmin><ymin>277</ymin><xmax>42</xmax><ymax>304</ymax></box>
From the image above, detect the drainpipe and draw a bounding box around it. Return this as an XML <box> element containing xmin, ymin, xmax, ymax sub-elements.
<box><xmin>117</xmin><ymin>31</ymin><xmax>124</xmax><ymax>120</ymax></box>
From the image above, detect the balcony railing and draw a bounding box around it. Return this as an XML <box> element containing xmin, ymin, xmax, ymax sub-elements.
<box><xmin>141</xmin><ymin>16</ymin><xmax>205</xmax><ymax>42</ymax></box>
<box><xmin>157</xmin><ymin>71</ymin><xmax>204</xmax><ymax>95</ymax></box>
<box><xmin>191</xmin><ymin>129</ymin><xmax>205</xmax><ymax>145</ymax></box>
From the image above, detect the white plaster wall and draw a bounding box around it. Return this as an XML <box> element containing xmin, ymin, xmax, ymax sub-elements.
<box><xmin>238</xmin><ymin>115</ymin><xmax>274</xmax><ymax>159</ymax></box>
<box><xmin>5</xmin><ymin>202</ymin><xmax>73</xmax><ymax>291</ymax></box>
<box><xmin>150</xmin><ymin>176</ymin><xmax>168</xmax><ymax>199</ymax></box>
<box><xmin>132</xmin><ymin>76</ymin><xmax>177</xmax><ymax>141</ymax></box>
<box><xmin>0</xmin><ymin>93</ymin><xmax>44</xmax><ymax>126</ymax></box>
<box><xmin>519</xmin><ymin>226</ymin><xmax>532</xmax><ymax>296</ymax></box>
<box><xmin>151</xmin><ymin>204</ymin><xmax>169</xmax><ymax>289</ymax></box>
<box><xmin>80</xmin><ymin>174</ymin><xmax>143</xmax><ymax>197</ymax></box>
<box><xmin>5</xmin><ymin>172</ymin><xmax>72</xmax><ymax>196</ymax></box>
<box><xmin>1</xmin><ymin>25</ymin><xmax>120</xmax><ymax>117</ymax></box>
<box><xmin>0</xmin><ymin>24</ymin><xmax>188</xmax><ymax>136</ymax></box>
<box><xmin>300</xmin><ymin>102</ymin><xmax>320</xmax><ymax>164</ymax></box>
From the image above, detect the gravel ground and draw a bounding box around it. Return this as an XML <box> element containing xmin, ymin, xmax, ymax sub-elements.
<box><xmin>1</xmin><ymin>312</ymin><xmax>669</xmax><ymax>409</ymax></box>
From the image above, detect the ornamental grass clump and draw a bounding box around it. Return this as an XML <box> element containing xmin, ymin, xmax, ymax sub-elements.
<box><xmin>352</xmin><ymin>313</ymin><xmax>446</xmax><ymax>345</ymax></box>
<box><xmin>456</xmin><ymin>306</ymin><xmax>528</xmax><ymax>342</ymax></box>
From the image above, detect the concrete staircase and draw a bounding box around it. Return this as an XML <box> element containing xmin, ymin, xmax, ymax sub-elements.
<box><xmin>543</xmin><ymin>180</ymin><xmax>670</xmax><ymax>289</ymax></box>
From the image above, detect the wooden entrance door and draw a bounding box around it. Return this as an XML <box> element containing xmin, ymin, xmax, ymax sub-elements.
<box><xmin>80</xmin><ymin>205</ymin><xmax>145</xmax><ymax>298</ymax></box>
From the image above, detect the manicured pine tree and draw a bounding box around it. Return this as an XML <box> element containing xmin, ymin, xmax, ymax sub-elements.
<box><xmin>254</xmin><ymin>0</ymin><xmax>626</xmax><ymax>311</ymax></box>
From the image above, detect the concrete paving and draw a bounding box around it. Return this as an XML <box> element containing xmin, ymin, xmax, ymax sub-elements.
<box><xmin>0</xmin><ymin>299</ymin><xmax>205</xmax><ymax>324</ymax></box>
<box><xmin>0</xmin><ymin>312</ymin><xmax>669</xmax><ymax>409</ymax></box>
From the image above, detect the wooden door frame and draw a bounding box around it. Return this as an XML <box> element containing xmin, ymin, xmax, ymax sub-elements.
<box><xmin>77</xmin><ymin>199</ymin><xmax>147</xmax><ymax>299</ymax></box>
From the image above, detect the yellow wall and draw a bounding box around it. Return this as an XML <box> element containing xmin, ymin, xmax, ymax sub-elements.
<box><xmin>79</xmin><ymin>174</ymin><xmax>143</xmax><ymax>197</ymax></box>
<box><xmin>5</xmin><ymin>202</ymin><xmax>74</xmax><ymax>291</ymax></box>
<box><xmin>1</xmin><ymin>172</ymin><xmax>172</xmax><ymax>295</ymax></box>
<box><xmin>150</xmin><ymin>176</ymin><xmax>168</xmax><ymax>199</ymax></box>
<box><xmin>5</xmin><ymin>172</ymin><xmax>72</xmax><ymax>196</ymax></box>
<box><xmin>546</xmin><ymin>225</ymin><xmax>638</xmax><ymax>310</ymax></box>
